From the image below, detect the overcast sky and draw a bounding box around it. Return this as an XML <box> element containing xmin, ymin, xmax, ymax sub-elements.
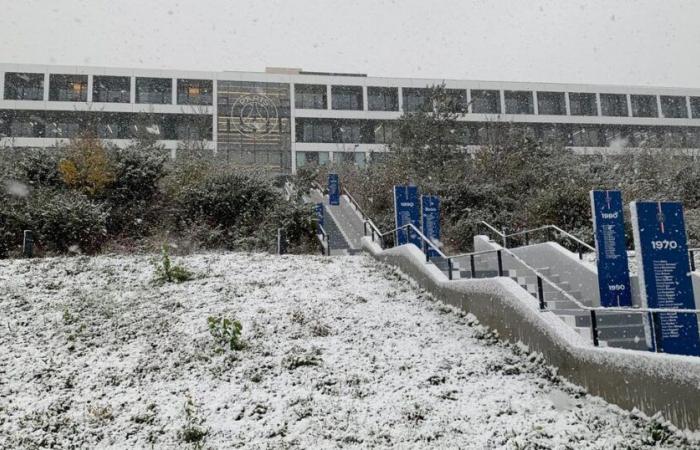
<box><xmin>0</xmin><ymin>0</ymin><xmax>698</xmax><ymax>87</ymax></box>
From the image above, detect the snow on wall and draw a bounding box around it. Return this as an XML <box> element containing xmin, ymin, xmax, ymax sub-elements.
<box><xmin>362</xmin><ymin>237</ymin><xmax>700</xmax><ymax>431</ymax></box>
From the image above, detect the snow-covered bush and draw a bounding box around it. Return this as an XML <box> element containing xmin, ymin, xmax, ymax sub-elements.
<box><xmin>207</xmin><ymin>316</ymin><xmax>244</xmax><ymax>351</ymax></box>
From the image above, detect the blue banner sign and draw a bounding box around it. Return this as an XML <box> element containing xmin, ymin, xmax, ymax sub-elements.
<box><xmin>315</xmin><ymin>203</ymin><xmax>324</xmax><ymax>232</ymax></box>
<box><xmin>631</xmin><ymin>201</ymin><xmax>700</xmax><ymax>356</ymax></box>
<box><xmin>393</xmin><ymin>185</ymin><xmax>421</xmax><ymax>247</ymax></box>
<box><xmin>590</xmin><ymin>190</ymin><xmax>632</xmax><ymax>307</ymax></box>
<box><xmin>421</xmin><ymin>195</ymin><xmax>441</xmax><ymax>257</ymax></box>
<box><xmin>328</xmin><ymin>173</ymin><xmax>340</xmax><ymax>206</ymax></box>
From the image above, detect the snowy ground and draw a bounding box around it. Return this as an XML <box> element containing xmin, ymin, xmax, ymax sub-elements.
<box><xmin>1</xmin><ymin>252</ymin><xmax>698</xmax><ymax>449</ymax></box>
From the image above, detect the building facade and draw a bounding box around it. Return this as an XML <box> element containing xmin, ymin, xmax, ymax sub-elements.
<box><xmin>2</xmin><ymin>63</ymin><xmax>700</xmax><ymax>173</ymax></box>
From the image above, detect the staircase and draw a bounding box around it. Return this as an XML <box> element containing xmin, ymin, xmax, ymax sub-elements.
<box><xmin>308</xmin><ymin>189</ymin><xmax>363</xmax><ymax>256</ymax></box>
<box><xmin>463</xmin><ymin>237</ymin><xmax>649</xmax><ymax>351</ymax></box>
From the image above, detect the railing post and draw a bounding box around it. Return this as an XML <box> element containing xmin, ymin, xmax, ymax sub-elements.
<box><xmin>425</xmin><ymin>240</ymin><xmax>429</xmax><ymax>262</ymax></box>
<box><xmin>23</xmin><ymin>230</ymin><xmax>34</xmax><ymax>258</ymax></box>
<box><xmin>502</xmin><ymin>227</ymin><xmax>507</xmax><ymax>248</ymax></box>
<box><xmin>363</xmin><ymin>221</ymin><xmax>367</xmax><ymax>236</ymax></box>
<box><xmin>590</xmin><ymin>310</ymin><xmax>599</xmax><ymax>347</ymax></box>
<box><xmin>448</xmin><ymin>258</ymin><xmax>453</xmax><ymax>280</ymax></box>
<box><xmin>524</xmin><ymin>231</ymin><xmax>529</xmax><ymax>246</ymax></box>
<box><xmin>497</xmin><ymin>250</ymin><xmax>504</xmax><ymax>277</ymax></box>
<box><xmin>470</xmin><ymin>254</ymin><xmax>476</xmax><ymax>279</ymax></box>
<box><xmin>650</xmin><ymin>311</ymin><xmax>663</xmax><ymax>352</ymax></box>
<box><xmin>537</xmin><ymin>276</ymin><xmax>545</xmax><ymax>310</ymax></box>
<box><xmin>691</xmin><ymin>250</ymin><xmax>696</xmax><ymax>272</ymax></box>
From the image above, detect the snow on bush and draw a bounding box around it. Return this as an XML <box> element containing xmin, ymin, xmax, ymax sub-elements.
<box><xmin>0</xmin><ymin>253</ymin><xmax>697</xmax><ymax>448</ymax></box>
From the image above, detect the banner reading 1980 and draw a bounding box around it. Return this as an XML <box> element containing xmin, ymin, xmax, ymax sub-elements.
<box><xmin>328</xmin><ymin>173</ymin><xmax>340</xmax><ymax>206</ymax></box>
<box><xmin>631</xmin><ymin>201</ymin><xmax>700</xmax><ymax>356</ymax></box>
<box><xmin>421</xmin><ymin>195</ymin><xmax>441</xmax><ymax>257</ymax></box>
<box><xmin>590</xmin><ymin>190</ymin><xmax>632</xmax><ymax>307</ymax></box>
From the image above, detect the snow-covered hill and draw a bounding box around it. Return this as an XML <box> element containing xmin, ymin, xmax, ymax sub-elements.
<box><xmin>0</xmin><ymin>252</ymin><xmax>697</xmax><ymax>448</ymax></box>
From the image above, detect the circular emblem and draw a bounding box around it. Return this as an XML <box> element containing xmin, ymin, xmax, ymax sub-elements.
<box><xmin>231</xmin><ymin>94</ymin><xmax>278</xmax><ymax>135</ymax></box>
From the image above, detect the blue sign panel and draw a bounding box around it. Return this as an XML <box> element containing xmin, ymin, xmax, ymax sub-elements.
<box><xmin>328</xmin><ymin>173</ymin><xmax>340</xmax><ymax>206</ymax></box>
<box><xmin>421</xmin><ymin>195</ymin><xmax>441</xmax><ymax>257</ymax></box>
<box><xmin>631</xmin><ymin>201</ymin><xmax>700</xmax><ymax>356</ymax></box>
<box><xmin>393</xmin><ymin>185</ymin><xmax>421</xmax><ymax>247</ymax></box>
<box><xmin>315</xmin><ymin>203</ymin><xmax>324</xmax><ymax>232</ymax></box>
<box><xmin>590</xmin><ymin>190</ymin><xmax>632</xmax><ymax>307</ymax></box>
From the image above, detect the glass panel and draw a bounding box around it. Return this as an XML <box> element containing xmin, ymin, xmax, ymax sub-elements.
<box><xmin>691</xmin><ymin>97</ymin><xmax>700</xmax><ymax>119</ymax></box>
<box><xmin>569</xmin><ymin>93</ymin><xmax>597</xmax><ymax>116</ymax></box>
<box><xmin>504</xmin><ymin>90</ymin><xmax>534</xmax><ymax>114</ymax></box>
<box><xmin>4</xmin><ymin>72</ymin><xmax>44</xmax><ymax>100</ymax></box>
<box><xmin>631</xmin><ymin>95</ymin><xmax>658</xmax><ymax>118</ymax></box>
<box><xmin>136</xmin><ymin>77</ymin><xmax>172</xmax><ymax>104</ymax></box>
<box><xmin>367</xmin><ymin>86</ymin><xmax>398</xmax><ymax>111</ymax></box>
<box><xmin>49</xmin><ymin>74</ymin><xmax>88</xmax><ymax>102</ymax></box>
<box><xmin>93</xmin><ymin>76</ymin><xmax>130</xmax><ymax>103</ymax></box>
<box><xmin>402</xmin><ymin>88</ymin><xmax>430</xmax><ymax>112</ymax></box>
<box><xmin>537</xmin><ymin>92</ymin><xmax>565</xmax><ymax>115</ymax></box>
<box><xmin>660</xmin><ymin>95</ymin><xmax>688</xmax><ymax>118</ymax></box>
<box><xmin>331</xmin><ymin>85</ymin><xmax>363</xmax><ymax>110</ymax></box>
<box><xmin>295</xmin><ymin>84</ymin><xmax>327</xmax><ymax>109</ymax></box>
<box><xmin>177</xmin><ymin>79</ymin><xmax>213</xmax><ymax>105</ymax></box>
<box><xmin>471</xmin><ymin>90</ymin><xmax>501</xmax><ymax>114</ymax></box>
<box><xmin>600</xmin><ymin>94</ymin><xmax>628</xmax><ymax>116</ymax></box>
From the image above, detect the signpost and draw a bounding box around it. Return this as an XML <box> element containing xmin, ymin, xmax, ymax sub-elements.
<box><xmin>421</xmin><ymin>195</ymin><xmax>441</xmax><ymax>257</ymax></box>
<box><xmin>328</xmin><ymin>173</ymin><xmax>340</xmax><ymax>206</ymax></box>
<box><xmin>631</xmin><ymin>201</ymin><xmax>700</xmax><ymax>356</ymax></box>
<box><xmin>590</xmin><ymin>190</ymin><xmax>632</xmax><ymax>307</ymax></box>
<box><xmin>393</xmin><ymin>185</ymin><xmax>421</xmax><ymax>247</ymax></box>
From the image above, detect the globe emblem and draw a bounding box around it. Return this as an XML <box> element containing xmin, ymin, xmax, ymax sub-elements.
<box><xmin>231</xmin><ymin>94</ymin><xmax>278</xmax><ymax>135</ymax></box>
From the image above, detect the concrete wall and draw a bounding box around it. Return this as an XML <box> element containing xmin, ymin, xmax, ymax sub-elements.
<box><xmin>362</xmin><ymin>237</ymin><xmax>700</xmax><ymax>431</ymax></box>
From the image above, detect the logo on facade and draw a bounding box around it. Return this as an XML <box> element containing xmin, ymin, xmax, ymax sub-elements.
<box><xmin>230</xmin><ymin>94</ymin><xmax>278</xmax><ymax>135</ymax></box>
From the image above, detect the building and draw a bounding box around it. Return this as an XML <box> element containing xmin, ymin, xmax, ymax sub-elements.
<box><xmin>2</xmin><ymin>63</ymin><xmax>700</xmax><ymax>173</ymax></box>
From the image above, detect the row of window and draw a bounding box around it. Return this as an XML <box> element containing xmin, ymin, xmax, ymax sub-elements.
<box><xmin>296</xmin><ymin>151</ymin><xmax>366</xmax><ymax>168</ymax></box>
<box><xmin>3</xmin><ymin>72</ymin><xmax>213</xmax><ymax>105</ymax></box>
<box><xmin>294</xmin><ymin>83</ymin><xmax>700</xmax><ymax>118</ymax></box>
<box><xmin>295</xmin><ymin>118</ymin><xmax>700</xmax><ymax>148</ymax></box>
<box><xmin>0</xmin><ymin>110</ymin><xmax>213</xmax><ymax>140</ymax></box>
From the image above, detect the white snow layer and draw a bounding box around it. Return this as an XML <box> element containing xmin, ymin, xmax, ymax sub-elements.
<box><xmin>0</xmin><ymin>252</ymin><xmax>698</xmax><ymax>449</ymax></box>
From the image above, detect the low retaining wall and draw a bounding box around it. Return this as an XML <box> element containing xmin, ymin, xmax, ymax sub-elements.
<box><xmin>362</xmin><ymin>237</ymin><xmax>700</xmax><ymax>431</ymax></box>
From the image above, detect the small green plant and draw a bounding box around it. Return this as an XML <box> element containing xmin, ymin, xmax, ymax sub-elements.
<box><xmin>208</xmin><ymin>316</ymin><xmax>245</xmax><ymax>351</ymax></box>
<box><xmin>155</xmin><ymin>244</ymin><xmax>193</xmax><ymax>283</ymax></box>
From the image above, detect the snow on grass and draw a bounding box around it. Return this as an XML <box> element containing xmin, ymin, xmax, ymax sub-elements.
<box><xmin>0</xmin><ymin>252</ymin><xmax>697</xmax><ymax>448</ymax></box>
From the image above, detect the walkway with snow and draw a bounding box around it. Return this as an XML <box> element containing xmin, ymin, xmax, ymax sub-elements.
<box><xmin>0</xmin><ymin>253</ymin><xmax>697</xmax><ymax>448</ymax></box>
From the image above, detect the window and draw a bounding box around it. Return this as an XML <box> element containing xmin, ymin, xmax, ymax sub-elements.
<box><xmin>367</xmin><ymin>87</ymin><xmax>398</xmax><ymax>111</ymax></box>
<box><xmin>631</xmin><ymin>95</ymin><xmax>658</xmax><ymax>118</ymax></box>
<box><xmin>470</xmin><ymin>90</ymin><xmax>501</xmax><ymax>114</ymax></box>
<box><xmin>295</xmin><ymin>84</ymin><xmax>327</xmax><ymax>109</ymax></box>
<box><xmin>660</xmin><ymin>96</ymin><xmax>688</xmax><ymax>118</ymax></box>
<box><xmin>537</xmin><ymin>92</ymin><xmax>566</xmax><ymax>115</ymax></box>
<box><xmin>298</xmin><ymin>119</ymin><xmax>333</xmax><ymax>142</ymax></box>
<box><xmin>136</xmin><ymin>77</ymin><xmax>172</xmax><ymax>104</ymax></box>
<box><xmin>402</xmin><ymin>88</ymin><xmax>430</xmax><ymax>112</ymax></box>
<box><xmin>691</xmin><ymin>97</ymin><xmax>700</xmax><ymax>119</ymax></box>
<box><xmin>336</xmin><ymin>121</ymin><xmax>362</xmax><ymax>142</ymax></box>
<box><xmin>504</xmin><ymin>91</ymin><xmax>534</xmax><ymax>114</ymax></box>
<box><xmin>331</xmin><ymin>85</ymin><xmax>363</xmax><ymax>110</ymax></box>
<box><xmin>568</xmin><ymin>93</ymin><xmax>597</xmax><ymax>116</ymax></box>
<box><xmin>177</xmin><ymin>79</ymin><xmax>213</xmax><ymax>105</ymax></box>
<box><xmin>296</xmin><ymin>151</ymin><xmax>329</xmax><ymax>168</ymax></box>
<box><xmin>49</xmin><ymin>74</ymin><xmax>88</xmax><ymax>102</ymax></box>
<box><xmin>93</xmin><ymin>76</ymin><xmax>130</xmax><ymax>103</ymax></box>
<box><xmin>373</xmin><ymin>122</ymin><xmax>396</xmax><ymax>144</ymax></box>
<box><xmin>4</xmin><ymin>72</ymin><xmax>44</xmax><ymax>100</ymax></box>
<box><xmin>600</xmin><ymin>94</ymin><xmax>628</xmax><ymax>116</ymax></box>
<box><xmin>445</xmin><ymin>89</ymin><xmax>468</xmax><ymax>113</ymax></box>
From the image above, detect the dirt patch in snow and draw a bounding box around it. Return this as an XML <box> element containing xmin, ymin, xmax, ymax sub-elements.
<box><xmin>0</xmin><ymin>252</ymin><xmax>698</xmax><ymax>448</ymax></box>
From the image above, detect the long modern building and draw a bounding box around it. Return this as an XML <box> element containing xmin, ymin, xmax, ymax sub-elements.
<box><xmin>2</xmin><ymin>63</ymin><xmax>700</xmax><ymax>173</ymax></box>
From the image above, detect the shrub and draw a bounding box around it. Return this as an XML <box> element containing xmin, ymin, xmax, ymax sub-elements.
<box><xmin>17</xmin><ymin>188</ymin><xmax>108</xmax><ymax>254</ymax></box>
<box><xmin>207</xmin><ymin>316</ymin><xmax>244</xmax><ymax>351</ymax></box>
<box><xmin>58</xmin><ymin>134</ymin><xmax>115</xmax><ymax>197</ymax></box>
<box><xmin>154</xmin><ymin>244</ymin><xmax>193</xmax><ymax>283</ymax></box>
<box><xmin>1</xmin><ymin>147</ymin><xmax>65</xmax><ymax>188</ymax></box>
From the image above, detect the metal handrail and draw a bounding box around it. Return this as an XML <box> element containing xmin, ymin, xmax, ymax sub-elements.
<box><xmin>506</xmin><ymin>224</ymin><xmax>596</xmax><ymax>253</ymax></box>
<box><xmin>480</xmin><ymin>220</ymin><xmax>505</xmax><ymax>238</ymax></box>
<box><xmin>381</xmin><ymin>223</ymin><xmax>449</xmax><ymax>260</ymax></box>
<box><xmin>341</xmin><ymin>187</ymin><xmax>371</xmax><ymax>222</ymax></box>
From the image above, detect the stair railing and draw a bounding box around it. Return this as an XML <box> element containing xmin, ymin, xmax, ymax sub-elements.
<box><xmin>504</xmin><ymin>224</ymin><xmax>595</xmax><ymax>260</ymax></box>
<box><xmin>317</xmin><ymin>223</ymin><xmax>330</xmax><ymax>256</ymax></box>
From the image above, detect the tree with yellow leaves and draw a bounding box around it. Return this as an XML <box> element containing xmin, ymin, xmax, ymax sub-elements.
<box><xmin>58</xmin><ymin>132</ymin><xmax>115</xmax><ymax>197</ymax></box>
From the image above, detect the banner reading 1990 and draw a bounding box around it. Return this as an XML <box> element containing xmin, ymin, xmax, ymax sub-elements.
<box><xmin>590</xmin><ymin>190</ymin><xmax>632</xmax><ymax>307</ymax></box>
<box><xmin>631</xmin><ymin>201</ymin><xmax>700</xmax><ymax>356</ymax></box>
<box><xmin>393</xmin><ymin>185</ymin><xmax>421</xmax><ymax>247</ymax></box>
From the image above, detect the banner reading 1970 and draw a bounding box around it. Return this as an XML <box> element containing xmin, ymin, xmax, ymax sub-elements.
<box><xmin>631</xmin><ymin>201</ymin><xmax>700</xmax><ymax>356</ymax></box>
